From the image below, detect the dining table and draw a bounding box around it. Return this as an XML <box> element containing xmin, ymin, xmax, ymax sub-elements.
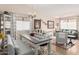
<box><xmin>19</xmin><ymin>33</ymin><xmax>52</xmax><ymax>55</ymax></box>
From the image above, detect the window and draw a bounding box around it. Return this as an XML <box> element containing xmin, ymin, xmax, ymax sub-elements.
<box><xmin>16</xmin><ymin>21</ymin><xmax>31</xmax><ymax>31</ymax></box>
<box><xmin>60</xmin><ymin>19</ymin><xmax>77</xmax><ymax>30</ymax></box>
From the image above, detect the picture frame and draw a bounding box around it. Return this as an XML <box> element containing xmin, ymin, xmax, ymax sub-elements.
<box><xmin>34</xmin><ymin>19</ymin><xmax>41</xmax><ymax>29</ymax></box>
<box><xmin>47</xmin><ymin>21</ymin><xmax>54</xmax><ymax>29</ymax></box>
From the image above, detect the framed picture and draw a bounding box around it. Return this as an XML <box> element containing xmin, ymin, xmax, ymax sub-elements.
<box><xmin>34</xmin><ymin>19</ymin><xmax>41</xmax><ymax>29</ymax></box>
<box><xmin>47</xmin><ymin>21</ymin><xmax>54</xmax><ymax>29</ymax></box>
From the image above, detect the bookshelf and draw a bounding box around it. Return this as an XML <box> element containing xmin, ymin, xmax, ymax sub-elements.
<box><xmin>0</xmin><ymin>12</ymin><xmax>16</xmax><ymax>54</ymax></box>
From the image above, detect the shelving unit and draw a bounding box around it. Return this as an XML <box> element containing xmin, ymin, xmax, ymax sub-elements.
<box><xmin>0</xmin><ymin>12</ymin><xmax>16</xmax><ymax>54</ymax></box>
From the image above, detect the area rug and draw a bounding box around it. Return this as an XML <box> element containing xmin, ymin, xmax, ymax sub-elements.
<box><xmin>51</xmin><ymin>39</ymin><xmax>79</xmax><ymax>50</ymax></box>
<box><xmin>52</xmin><ymin>43</ymin><xmax>74</xmax><ymax>49</ymax></box>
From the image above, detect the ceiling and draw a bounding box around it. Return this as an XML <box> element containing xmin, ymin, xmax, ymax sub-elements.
<box><xmin>31</xmin><ymin>4</ymin><xmax>79</xmax><ymax>17</ymax></box>
<box><xmin>0</xmin><ymin>4</ymin><xmax>79</xmax><ymax>17</ymax></box>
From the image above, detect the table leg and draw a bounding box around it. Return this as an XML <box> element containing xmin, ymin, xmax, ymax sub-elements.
<box><xmin>35</xmin><ymin>49</ymin><xmax>38</xmax><ymax>55</ymax></box>
<box><xmin>67</xmin><ymin>38</ymin><xmax>74</xmax><ymax>46</ymax></box>
<box><xmin>69</xmin><ymin>39</ymin><xmax>73</xmax><ymax>44</ymax></box>
<box><xmin>35</xmin><ymin>47</ymin><xmax>40</xmax><ymax>55</ymax></box>
<box><xmin>48</xmin><ymin>40</ymin><xmax>51</xmax><ymax>55</ymax></box>
<box><xmin>20</xmin><ymin>35</ymin><xmax>22</xmax><ymax>40</ymax></box>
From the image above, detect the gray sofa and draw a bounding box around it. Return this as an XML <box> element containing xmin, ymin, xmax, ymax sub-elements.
<box><xmin>7</xmin><ymin>35</ymin><xmax>34</xmax><ymax>55</ymax></box>
<box><xmin>62</xmin><ymin>29</ymin><xmax>78</xmax><ymax>39</ymax></box>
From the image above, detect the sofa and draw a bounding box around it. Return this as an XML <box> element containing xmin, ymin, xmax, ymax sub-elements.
<box><xmin>7</xmin><ymin>35</ymin><xmax>35</xmax><ymax>55</ymax></box>
<box><xmin>61</xmin><ymin>29</ymin><xmax>78</xmax><ymax>39</ymax></box>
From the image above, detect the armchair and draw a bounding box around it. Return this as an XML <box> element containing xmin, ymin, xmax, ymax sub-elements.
<box><xmin>56</xmin><ymin>31</ymin><xmax>68</xmax><ymax>45</ymax></box>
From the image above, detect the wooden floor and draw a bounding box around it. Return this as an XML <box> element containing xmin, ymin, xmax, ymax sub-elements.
<box><xmin>50</xmin><ymin>39</ymin><xmax>79</xmax><ymax>55</ymax></box>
